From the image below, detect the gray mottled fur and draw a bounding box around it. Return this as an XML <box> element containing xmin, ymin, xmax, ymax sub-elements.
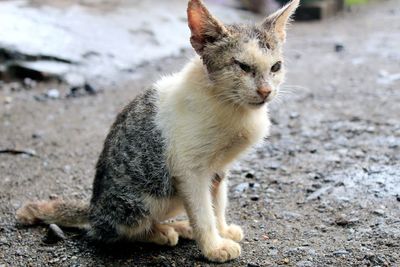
<box><xmin>89</xmin><ymin>88</ymin><xmax>174</xmax><ymax>242</ymax></box>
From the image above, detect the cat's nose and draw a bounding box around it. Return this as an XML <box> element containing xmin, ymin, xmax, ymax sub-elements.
<box><xmin>257</xmin><ymin>86</ymin><xmax>271</xmax><ymax>100</ymax></box>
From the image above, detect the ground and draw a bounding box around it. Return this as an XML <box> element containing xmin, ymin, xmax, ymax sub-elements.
<box><xmin>0</xmin><ymin>0</ymin><xmax>399</xmax><ymax>266</ymax></box>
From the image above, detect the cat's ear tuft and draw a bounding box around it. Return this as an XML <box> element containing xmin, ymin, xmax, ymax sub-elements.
<box><xmin>187</xmin><ymin>0</ymin><xmax>229</xmax><ymax>55</ymax></box>
<box><xmin>262</xmin><ymin>0</ymin><xmax>299</xmax><ymax>42</ymax></box>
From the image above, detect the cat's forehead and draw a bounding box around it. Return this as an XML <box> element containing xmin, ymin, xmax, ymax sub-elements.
<box><xmin>227</xmin><ymin>24</ymin><xmax>279</xmax><ymax>51</ymax></box>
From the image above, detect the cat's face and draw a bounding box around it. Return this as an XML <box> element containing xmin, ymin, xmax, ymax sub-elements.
<box><xmin>202</xmin><ymin>25</ymin><xmax>285</xmax><ymax>108</ymax></box>
<box><xmin>188</xmin><ymin>0</ymin><xmax>299</xmax><ymax>109</ymax></box>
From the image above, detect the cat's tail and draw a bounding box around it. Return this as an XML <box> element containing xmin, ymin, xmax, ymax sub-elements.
<box><xmin>16</xmin><ymin>199</ymin><xmax>90</xmax><ymax>229</ymax></box>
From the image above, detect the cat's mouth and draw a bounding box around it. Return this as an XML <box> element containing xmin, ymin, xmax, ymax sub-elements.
<box><xmin>248</xmin><ymin>100</ymin><xmax>266</xmax><ymax>106</ymax></box>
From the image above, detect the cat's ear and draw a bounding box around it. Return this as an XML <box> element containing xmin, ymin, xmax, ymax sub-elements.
<box><xmin>187</xmin><ymin>0</ymin><xmax>229</xmax><ymax>55</ymax></box>
<box><xmin>262</xmin><ymin>0</ymin><xmax>299</xmax><ymax>42</ymax></box>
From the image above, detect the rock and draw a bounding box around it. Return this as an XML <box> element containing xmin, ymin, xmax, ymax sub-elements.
<box><xmin>247</xmin><ymin>263</ymin><xmax>261</xmax><ymax>267</ymax></box>
<box><xmin>281</xmin><ymin>211</ymin><xmax>301</xmax><ymax>221</ymax></box>
<box><xmin>335</xmin><ymin>214</ymin><xmax>359</xmax><ymax>227</ymax></box>
<box><xmin>267</xmin><ymin>161</ymin><xmax>281</xmax><ymax>170</ymax></box>
<box><xmin>334</xmin><ymin>43</ymin><xmax>345</xmax><ymax>52</ymax></box>
<box><xmin>0</xmin><ymin>237</ymin><xmax>8</xmax><ymax>246</ymax></box>
<box><xmin>66</xmin><ymin>83</ymin><xmax>98</xmax><ymax>98</ymax></box>
<box><xmin>43</xmin><ymin>224</ymin><xmax>66</xmax><ymax>244</ymax></box>
<box><xmin>49</xmin><ymin>194</ymin><xmax>59</xmax><ymax>200</ymax></box>
<box><xmin>46</xmin><ymin>89</ymin><xmax>60</xmax><ymax>99</ymax></box>
<box><xmin>83</xmin><ymin>83</ymin><xmax>97</xmax><ymax>95</ymax></box>
<box><xmin>4</xmin><ymin>96</ymin><xmax>12</xmax><ymax>104</ymax></box>
<box><xmin>372</xmin><ymin>209</ymin><xmax>385</xmax><ymax>216</ymax></box>
<box><xmin>23</xmin><ymin>78</ymin><xmax>37</xmax><ymax>88</ymax></box>
<box><xmin>296</xmin><ymin>261</ymin><xmax>314</xmax><ymax>267</ymax></box>
<box><xmin>64</xmin><ymin>73</ymin><xmax>85</xmax><ymax>87</ymax></box>
<box><xmin>289</xmin><ymin>112</ymin><xmax>300</xmax><ymax>119</ymax></box>
<box><xmin>250</xmin><ymin>195</ymin><xmax>260</xmax><ymax>201</ymax></box>
<box><xmin>234</xmin><ymin>182</ymin><xmax>249</xmax><ymax>193</ymax></box>
<box><xmin>333</xmin><ymin>249</ymin><xmax>349</xmax><ymax>256</ymax></box>
<box><xmin>244</xmin><ymin>172</ymin><xmax>255</xmax><ymax>179</ymax></box>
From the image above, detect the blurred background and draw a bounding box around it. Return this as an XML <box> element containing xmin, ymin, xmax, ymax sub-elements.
<box><xmin>0</xmin><ymin>0</ymin><xmax>399</xmax><ymax>266</ymax></box>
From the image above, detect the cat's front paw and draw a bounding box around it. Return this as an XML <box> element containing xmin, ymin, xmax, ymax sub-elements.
<box><xmin>202</xmin><ymin>238</ymin><xmax>241</xmax><ymax>263</ymax></box>
<box><xmin>220</xmin><ymin>224</ymin><xmax>244</xmax><ymax>242</ymax></box>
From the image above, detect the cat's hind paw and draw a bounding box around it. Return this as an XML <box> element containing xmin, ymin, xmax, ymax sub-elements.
<box><xmin>149</xmin><ymin>224</ymin><xmax>179</xmax><ymax>246</ymax></box>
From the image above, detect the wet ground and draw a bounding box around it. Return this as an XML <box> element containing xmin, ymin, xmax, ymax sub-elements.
<box><xmin>1</xmin><ymin>0</ymin><xmax>400</xmax><ymax>266</ymax></box>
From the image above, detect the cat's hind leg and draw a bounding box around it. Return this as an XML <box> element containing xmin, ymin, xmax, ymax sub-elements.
<box><xmin>117</xmin><ymin>220</ymin><xmax>179</xmax><ymax>246</ymax></box>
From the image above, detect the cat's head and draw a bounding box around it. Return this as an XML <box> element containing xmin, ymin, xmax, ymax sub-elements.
<box><xmin>187</xmin><ymin>0</ymin><xmax>299</xmax><ymax>108</ymax></box>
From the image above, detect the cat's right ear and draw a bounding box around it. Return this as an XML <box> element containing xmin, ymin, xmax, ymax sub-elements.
<box><xmin>187</xmin><ymin>0</ymin><xmax>229</xmax><ymax>55</ymax></box>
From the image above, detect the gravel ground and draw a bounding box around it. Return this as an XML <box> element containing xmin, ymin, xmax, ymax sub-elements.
<box><xmin>1</xmin><ymin>0</ymin><xmax>399</xmax><ymax>266</ymax></box>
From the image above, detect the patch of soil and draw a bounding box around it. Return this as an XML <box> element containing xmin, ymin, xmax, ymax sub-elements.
<box><xmin>1</xmin><ymin>0</ymin><xmax>399</xmax><ymax>266</ymax></box>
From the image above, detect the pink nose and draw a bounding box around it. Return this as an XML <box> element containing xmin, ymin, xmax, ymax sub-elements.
<box><xmin>257</xmin><ymin>86</ymin><xmax>271</xmax><ymax>99</ymax></box>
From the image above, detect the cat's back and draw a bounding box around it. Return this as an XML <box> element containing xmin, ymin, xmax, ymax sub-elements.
<box><xmin>93</xmin><ymin>88</ymin><xmax>173</xmax><ymax>201</ymax></box>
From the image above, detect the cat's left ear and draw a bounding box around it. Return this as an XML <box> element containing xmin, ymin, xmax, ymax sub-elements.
<box><xmin>187</xmin><ymin>0</ymin><xmax>230</xmax><ymax>55</ymax></box>
<box><xmin>262</xmin><ymin>0</ymin><xmax>300</xmax><ymax>42</ymax></box>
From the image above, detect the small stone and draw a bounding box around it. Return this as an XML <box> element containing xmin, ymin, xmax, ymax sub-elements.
<box><xmin>4</xmin><ymin>96</ymin><xmax>12</xmax><ymax>104</ymax></box>
<box><xmin>234</xmin><ymin>183</ymin><xmax>248</xmax><ymax>193</ymax></box>
<box><xmin>244</xmin><ymin>172</ymin><xmax>254</xmax><ymax>179</ymax></box>
<box><xmin>372</xmin><ymin>209</ymin><xmax>385</xmax><ymax>216</ymax></box>
<box><xmin>333</xmin><ymin>249</ymin><xmax>349</xmax><ymax>256</ymax></box>
<box><xmin>334</xmin><ymin>43</ymin><xmax>345</xmax><ymax>52</ymax></box>
<box><xmin>84</xmin><ymin>83</ymin><xmax>97</xmax><ymax>95</ymax></box>
<box><xmin>281</xmin><ymin>258</ymin><xmax>290</xmax><ymax>264</ymax></box>
<box><xmin>247</xmin><ymin>263</ymin><xmax>260</xmax><ymax>267</ymax></box>
<box><xmin>250</xmin><ymin>195</ymin><xmax>260</xmax><ymax>201</ymax></box>
<box><xmin>31</xmin><ymin>133</ymin><xmax>42</xmax><ymax>139</ymax></box>
<box><xmin>0</xmin><ymin>237</ymin><xmax>8</xmax><ymax>246</ymax></box>
<box><xmin>49</xmin><ymin>194</ymin><xmax>59</xmax><ymax>200</ymax></box>
<box><xmin>335</xmin><ymin>215</ymin><xmax>359</xmax><ymax>227</ymax></box>
<box><xmin>46</xmin><ymin>89</ymin><xmax>60</xmax><ymax>99</ymax></box>
<box><xmin>44</xmin><ymin>224</ymin><xmax>66</xmax><ymax>244</ymax></box>
<box><xmin>289</xmin><ymin>112</ymin><xmax>299</xmax><ymax>119</ymax></box>
<box><xmin>267</xmin><ymin>161</ymin><xmax>281</xmax><ymax>170</ymax></box>
<box><xmin>23</xmin><ymin>78</ymin><xmax>37</xmax><ymax>88</ymax></box>
<box><xmin>296</xmin><ymin>260</ymin><xmax>313</xmax><ymax>267</ymax></box>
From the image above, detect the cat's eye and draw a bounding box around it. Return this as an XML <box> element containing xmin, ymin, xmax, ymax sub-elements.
<box><xmin>271</xmin><ymin>61</ymin><xmax>282</xmax><ymax>73</ymax></box>
<box><xmin>234</xmin><ymin>59</ymin><xmax>252</xmax><ymax>73</ymax></box>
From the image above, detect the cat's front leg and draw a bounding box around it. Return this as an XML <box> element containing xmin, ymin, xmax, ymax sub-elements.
<box><xmin>178</xmin><ymin>172</ymin><xmax>241</xmax><ymax>263</ymax></box>
<box><xmin>212</xmin><ymin>173</ymin><xmax>244</xmax><ymax>242</ymax></box>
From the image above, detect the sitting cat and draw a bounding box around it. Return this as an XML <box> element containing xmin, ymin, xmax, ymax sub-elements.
<box><xmin>16</xmin><ymin>0</ymin><xmax>299</xmax><ymax>262</ymax></box>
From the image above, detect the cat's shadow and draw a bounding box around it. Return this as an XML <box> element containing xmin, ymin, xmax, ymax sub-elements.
<box><xmin>68</xmin><ymin>231</ymin><xmax>205</xmax><ymax>264</ymax></box>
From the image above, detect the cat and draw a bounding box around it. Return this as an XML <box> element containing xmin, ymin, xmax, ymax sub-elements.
<box><xmin>16</xmin><ymin>0</ymin><xmax>299</xmax><ymax>262</ymax></box>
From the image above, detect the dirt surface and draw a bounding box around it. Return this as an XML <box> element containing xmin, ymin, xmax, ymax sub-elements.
<box><xmin>1</xmin><ymin>0</ymin><xmax>400</xmax><ymax>266</ymax></box>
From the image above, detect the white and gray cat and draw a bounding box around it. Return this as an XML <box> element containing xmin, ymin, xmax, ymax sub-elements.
<box><xmin>16</xmin><ymin>0</ymin><xmax>299</xmax><ymax>262</ymax></box>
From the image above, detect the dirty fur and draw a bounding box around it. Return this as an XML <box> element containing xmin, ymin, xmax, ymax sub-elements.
<box><xmin>16</xmin><ymin>0</ymin><xmax>299</xmax><ymax>263</ymax></box>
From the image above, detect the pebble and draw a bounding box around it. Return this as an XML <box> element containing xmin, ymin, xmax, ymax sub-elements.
<box><xmin>23</xmin><ymin>78</ymin><xmax>37</xmax><ymax>88</ymax></box>
<box><xmin>46</xmin><ymin>89</ymin><xmax>60</xmax><ymax>99</ymax></box>
<box><xmin>44</xmin><ymin>224</ymin><xmax>66</xmax><ymax>244</ymax></box>
<box><xmin>333</xmin><ymin>249</ymin><xmax>349</xmax><ymax>256</ymax></box>
<box><xmin>234</xmin><ymin>182</ymin><xmax>248</xmax><ymax>193</ymax></box>
<box><xmin>296</xmin><ymin>260</ymin><xmax>314</xmax><ymax>267</ymax></box>
<box><xmin>244</xmin><ymin>172</ymin><xmax>255</xmax><ymax>179</ymax></box>
<box><xmin>0</xmin><ymin>237</ymin><xmax>8</xmax><ymax>246</ymax></box>
<box><xmin>372</xmin><ymin>209</ymin><xmax>385</xmax><ymax>216</ymax></box>
<box><xmin>334</xmin><ymin>43</ymin><xmax>345</xmax><ymax>52</ymax></box>
<box><xmin>250</xmin><ymin>195</ymin><xmax>260</xmax><ymax>201</ymax></box>
<box><xmin>289</xmin><ymin>112</ymin><xmax>300</xmax><ymax>119</ymax></box>
<box><xmin>335</xmin><ymin>214</ymin><xmax>359</xmax><ymax>227</ymax></box>
<box><xmin>4</xmin><ymin>96</ymin><xmax>12</xmax><ymax>104</ymax></box>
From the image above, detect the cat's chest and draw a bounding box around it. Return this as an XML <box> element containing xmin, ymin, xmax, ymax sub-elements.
<box><xmin>210</xmin><ymin>116</ymin><xmax>270</xmax><ymax>169</ymax></box>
